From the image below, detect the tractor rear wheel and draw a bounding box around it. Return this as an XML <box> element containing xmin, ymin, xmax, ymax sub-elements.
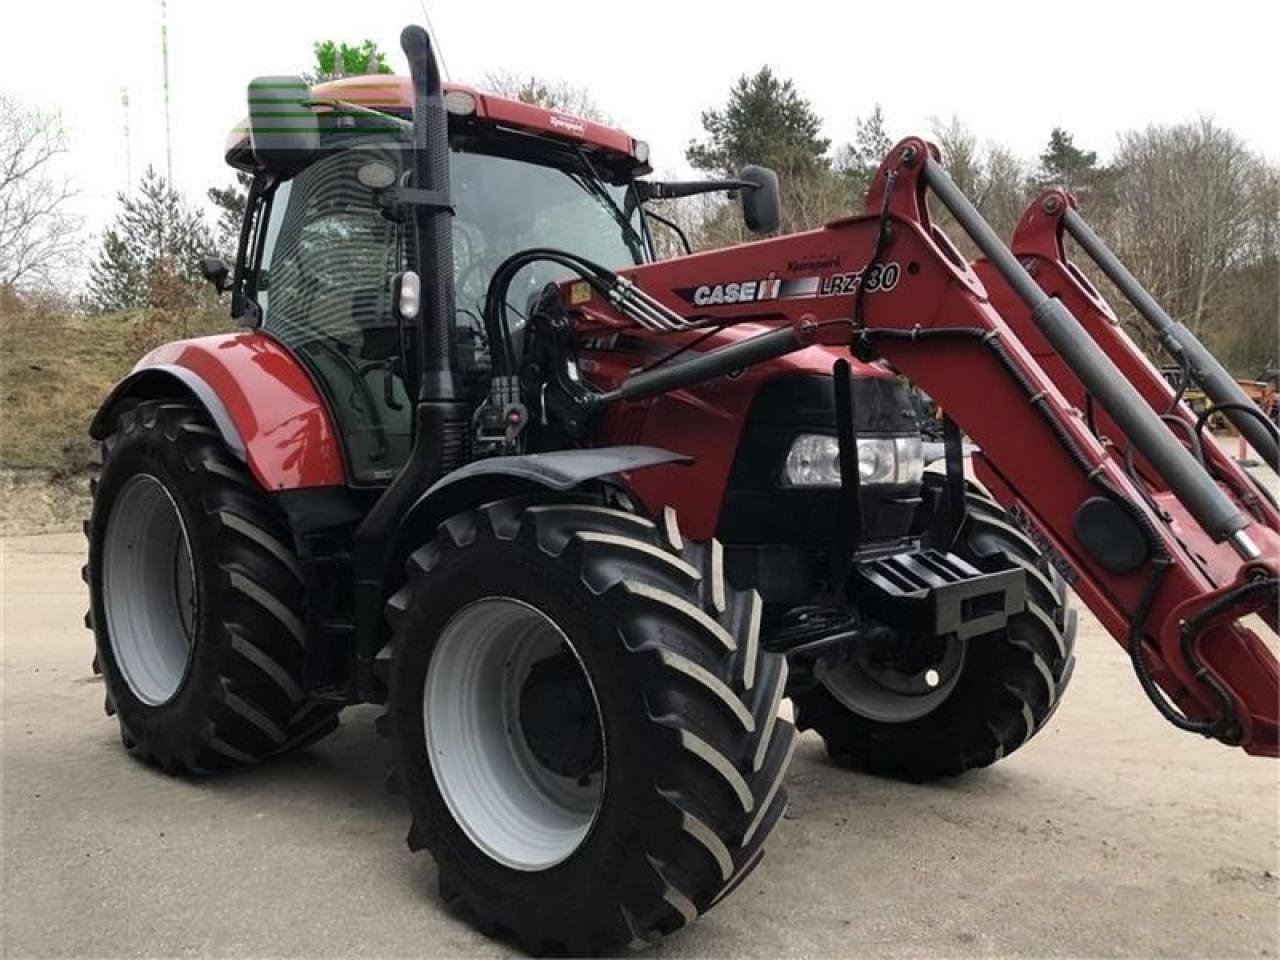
<box><xmin>793</xmin><ymin>480</ymin><xmax>1076</xmax><ymax>781</ymax></box>
<box><xmin>86</xmin><ymin>400</ymin><xmax>338</xmax><ymax>773</ymax></box>
<box><xmin>386</xmin><ymin>499</ymin><xmax>795</xmax><ymax>955</ymax></box>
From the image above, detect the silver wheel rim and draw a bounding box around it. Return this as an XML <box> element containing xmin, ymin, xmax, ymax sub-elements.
<box><xmin>424</xmin><ymin>597</ymin><xmax>606</xmax><ymax>871</ymax></box>
<box><xmin>818</xmin><ymin>635</ymin><xmax>966</xmax><ymax>723</ymax></box>
<box><xmin>102</xmin><ymin>474</ymin><xmax>198</xmax><ymax>707</ymax></box>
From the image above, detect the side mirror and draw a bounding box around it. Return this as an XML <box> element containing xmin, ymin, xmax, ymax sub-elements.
<box><xmin>199</xmin><ymin>256</ymin><xmax>232</xmax><ymax>293</ymax></box>
<box><xmin>739</xmin><ymin>165</ymin><xmax>780</xmax><ymax>234</ymax></box>
<box><xmin>247</xmin><ymin>75</ymin><xmax>318</xmax><ymax>174</ymax></box>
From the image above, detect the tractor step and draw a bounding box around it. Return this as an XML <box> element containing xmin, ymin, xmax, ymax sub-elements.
<box><xmin>850</xmin><ymin>549</ymin><xmax>1026</xmax><ymax>641</ymax></box>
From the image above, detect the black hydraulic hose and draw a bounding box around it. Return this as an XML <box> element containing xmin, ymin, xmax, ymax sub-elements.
<box><xmin>638</xmin><ymin>323</ymin><xmax>728</xmax><ymax>374</ymax></box>
<box><xmin>1161</xmin><ymin>414</ymin><xmax>1206</xmax><ymax>466</ymax></box>
<box><xmin>1194</xmin><ymin>401</ymin><xmax>1280</xmax><ymax>448</ymax></box>
<box><xmin>482</xmin><ymin>248</ymin><xmax>620</xmax><ymax>376</ymax></box>
<box><xmin>1190</xmin><ymin>403</ymin><xmax>1280</xmax><ymax>513</ymax></box>
<box><xmin>852</xmin><ymin>169</ymin><xmax>898</xmax><ymax>330</ymax></box>
<box><xmin>1156</xmin><ymin>577</ymin><xmax>1278</xmax><ymax>741</ymax></box>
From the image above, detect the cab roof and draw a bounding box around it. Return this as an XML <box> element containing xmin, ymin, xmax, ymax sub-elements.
<box><xmin>225</xmin><ymin>75</ymin><xmax>649</xmax><ymax>174</ymax></box>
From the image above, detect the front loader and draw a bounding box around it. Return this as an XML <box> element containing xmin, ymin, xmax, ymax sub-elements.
<box><xmin>83</xmin><ymin>23</ymin><xmax>1279</xmax><ymax>955</ymax></box>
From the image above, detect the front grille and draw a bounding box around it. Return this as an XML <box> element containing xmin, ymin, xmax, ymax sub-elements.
<box><xmin>716</xmin><ymin>373</ymin><xmax>922</xmax><ymax>548</ymax></box>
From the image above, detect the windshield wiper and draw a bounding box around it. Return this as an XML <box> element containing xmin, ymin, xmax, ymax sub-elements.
<box><xmin>568</xmin><ymin>147</ymin><xmax>647</xmax><ymax>262</ymax></box>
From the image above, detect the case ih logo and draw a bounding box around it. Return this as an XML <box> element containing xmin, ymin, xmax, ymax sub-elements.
<box><xmin>685</xmin><ymin>275</ymin><xmax>784</xmax><ymax>307</ymax></box>
<box><xmin>677</xmin><ymin>262</ymin><xmax>902</xmax><ymax>308</ymax></box>
<box><xmin>549</xmin><ymin>113</ymin><xmax>587</xmax><ymax>136</ymax></box>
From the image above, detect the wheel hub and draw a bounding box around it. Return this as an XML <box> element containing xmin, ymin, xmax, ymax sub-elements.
<box><xmin>519</xmin><ymin>652</ymin><xmax>603</xmax><ymax>782</ymax></box>
<box><xmin>818</xmin><ymin>628</ymin><xmax>966</xmax><ymax>723</ymax></box>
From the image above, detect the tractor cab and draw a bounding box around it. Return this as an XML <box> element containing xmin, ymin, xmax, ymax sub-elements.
<box><xmin>220</xmin><ymin>77</ymin><xmax>653</xmax><ymax>483</ymax></box>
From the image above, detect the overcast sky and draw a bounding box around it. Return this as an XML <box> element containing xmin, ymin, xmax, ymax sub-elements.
<box><xmin>5</xmin><ymin>0</ymin><xmax>1279</xmax><ymax>246</ymax></box>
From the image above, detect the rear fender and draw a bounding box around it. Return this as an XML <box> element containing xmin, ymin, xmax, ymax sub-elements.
<box><xmin>90</xmin><ymin>333</ymin><xmax>345</xmax><ymax>491</ymax></box>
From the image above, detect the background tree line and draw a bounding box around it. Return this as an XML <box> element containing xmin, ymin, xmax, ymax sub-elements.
<box><xmin>3</xmin><ymin>42</ymin><xmax>1275</xmax><ymax>378</ymax></box>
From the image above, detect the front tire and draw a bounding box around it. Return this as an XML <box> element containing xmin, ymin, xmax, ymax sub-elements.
<box><xmin>793</xmin><ymin>481</ymin><xmax>1077</xmax><ymax>781</ymax></box>
<box><xmin>387</xmin><ymin>499</ymin><xmax>795</xmax><ymax>955</ymax></box>
<box><xmin>86</xmin><ymin>400</ymin><xmax>338</xmax><ymax>773</ymax></box>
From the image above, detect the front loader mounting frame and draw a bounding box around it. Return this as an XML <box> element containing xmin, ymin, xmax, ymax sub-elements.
<box><xmin>851</xmin><ymin>141</ymin><xmax>1279</xmax><ymax>754</ymax></box>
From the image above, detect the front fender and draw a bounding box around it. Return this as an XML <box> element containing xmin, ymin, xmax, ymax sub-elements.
<box><xmin>422</xmin><ymin>446</ymin><xmax>693</xmax><ymax>499</ymax></box>
<box><xmin>91</xmin><ymin>332</ymin><xmax>345</xmax><ymax>491</ymax></box>
<box><xmin>397</xmin><ymin>446</ymin><xmax>692</xmax><ymax>552</ymax></box>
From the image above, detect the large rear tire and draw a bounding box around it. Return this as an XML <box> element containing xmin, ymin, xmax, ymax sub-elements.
<box><xmin>386</xmin><ymin>499</ymin><xmax>796</xmax><ymax>955</ymax></box>
<box><xmin>793</xmin><ymin>480</ymin><xmax>1077</xmax><ymax>781</ymax></box>
<box><xmin>86</xmin><ymin>400</ymin><xmax>338</xmax><ymax>773</ymax></box>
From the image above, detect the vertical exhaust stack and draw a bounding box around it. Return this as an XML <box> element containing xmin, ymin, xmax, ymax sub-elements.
<box><xmin>920</xmin><ymin>158</ymin><xmax>1258</xmax><ymax>560</ymax></box>
<box><xmin>1059</xmin><ymin>207</ymin><xmax>1279</xmax><ymax>474</ymax></box>
<box><xmin>352</xmin><ymin>25</ymin><xmax>468</xmax><ymax>695</ymax></box>
<box><xmin>400</xmin><ymin>24</ymin><xmax>459</xmax><ymax>406</ymax></box>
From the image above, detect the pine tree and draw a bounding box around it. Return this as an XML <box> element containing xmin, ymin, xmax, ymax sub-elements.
<box><xmin>207</xmin><ymin>172</ymin><xmax>252</xmax><ymax>262</ymax></box>
<box><xmin>838</xmin><ymin>104</ymin><xmax>893</xmax><ymax>203</ymax></box>
<box><xmin>85</xmin><ymin>167</ymin><xmax>213</xmax><ymax>314</ymax></box>
<box><xmin>1035</xmin><ymin>128</ymin><xmax>1102</xmax><ymax>192</ymax></box>
<box><xmin>686</xmin><ymin>67</ymin><xmax>830</xmax><ymax>177</ymax></box>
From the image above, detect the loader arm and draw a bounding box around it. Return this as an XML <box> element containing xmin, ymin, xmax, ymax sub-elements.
<box><xmin>565</xmin><ymin>137</ymin><xmax>1278</xmax><ymax>756</ymax></box>
<box><xmin>855</xmin><ymin>142</ymin><xmax>1278</xmax><ymax>756</ymax></box>
<box><xmin>974</xmin><ymin>188</ymin><xmax>1280</xmax><ymax>530</ymax></box>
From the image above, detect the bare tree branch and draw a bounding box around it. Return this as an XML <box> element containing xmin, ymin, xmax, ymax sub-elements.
<box><xmin>0</xmin><ymin>94</ymin><xmax>82</xmax><ymax>290</ymax></box>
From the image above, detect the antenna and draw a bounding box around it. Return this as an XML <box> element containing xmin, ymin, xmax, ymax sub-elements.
<box><xmin>160</xmin><ymin>0</ymin><xmax>173</xmax><ymax>184</ymax></box>
<box><xmin>416</xmin><ymin>0</ymin><xmax>451</xmax><ymax>80</ymax></box>
<box><xmin>120</xmin><ymin>88</ymin><xmax>132</xmax><ymax>187</ymax></box>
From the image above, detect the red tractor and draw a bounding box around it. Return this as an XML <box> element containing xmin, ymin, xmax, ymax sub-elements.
<box><xmin>84</xmin><ymin>26</ymin><xmax>1279</xmax><ymax>954</ymax></box>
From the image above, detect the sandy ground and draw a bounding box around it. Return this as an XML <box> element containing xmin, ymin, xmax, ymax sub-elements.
<box><xmin>2</xmin><ymin>530</ymin><xmax>1277</xmax><ymax>959</ymax></box>
<box><xmin>0</xmin><ymin>470</ymin><xmax>90</xmax><ymax>538</ymax></box>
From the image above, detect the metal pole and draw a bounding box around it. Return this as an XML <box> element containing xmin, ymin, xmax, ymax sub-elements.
<box><xmin>1062</xmin><ymin>207</ymin><xmax>1279</xmax><ymax>472</ymax></box>
<box><xmin>160</xmin><ymin>0</ymin><xmax>173</xmax><ymax>185</ymax></box>
<box><xmin>120</xmin><ymin>89</ymin><xmax>132</xmax><ymax>187</ymax></box>
<box><xmin>922</xmin><ymin>159</ymin><xmax>1256</xmax><ymax>558</ymax></box>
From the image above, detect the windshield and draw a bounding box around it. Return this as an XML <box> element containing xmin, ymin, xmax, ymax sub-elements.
<box><xmin>257</xmin><ymin>142</ymin><xmax>647</xmax><ymax>334</ymax></box>
<box><xmin>450</xmin><ymin>150</ymin><xmax>647</xmax><ymax>330</ymax></box>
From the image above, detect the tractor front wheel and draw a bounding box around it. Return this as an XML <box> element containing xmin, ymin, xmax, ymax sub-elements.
<box><xmin>386</xmin><ymin>499</ymin><xmax>795</xmax><ymax>955</ymax></box>
<box><xmin>86</xmin><ymin>400</ymin><xmax>338</xmax><ymax>773</ymax></box>
<box><xmin>793</xmin><ymin>480</ymin><xmax>1077</xmax><ymax>781</ymax></box>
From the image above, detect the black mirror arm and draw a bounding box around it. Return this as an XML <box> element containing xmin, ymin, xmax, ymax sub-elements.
<box><xmin>636</xmin><ymin>179</ymin><xmax>758</xmax><ymax>202</ymax></box>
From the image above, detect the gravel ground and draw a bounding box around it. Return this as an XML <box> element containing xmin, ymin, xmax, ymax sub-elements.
<box><xmin>2</xmin><ymin>530</ymin><xmax>1277</xmax><ymax>958</ymax></box>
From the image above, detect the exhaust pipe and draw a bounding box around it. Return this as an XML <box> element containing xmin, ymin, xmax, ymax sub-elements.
<box><xmin>353</xmin><ymin>25</ymin><xmax>469</xmax><ymax>695</ymax></box>
<box><xmin>401</xmin><ymin>24</ymin><xmax>458</xmax><ymax>404</ymax></box>
<box><xmin>1060</xmin><ymin>207</ymin><xmax>1279</xmax><ymax>474</ymax></box>
<box><xmin>921</xmin><ymin>159</ymin><xmax>1257</xmax><ymax>559</ymax></box>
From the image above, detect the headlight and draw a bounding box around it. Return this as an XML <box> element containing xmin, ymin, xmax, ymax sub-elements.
<box><xmin>782</xmin><ymin>434</ymin><xmax>924</xmax><ymax>488</ymax></box>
